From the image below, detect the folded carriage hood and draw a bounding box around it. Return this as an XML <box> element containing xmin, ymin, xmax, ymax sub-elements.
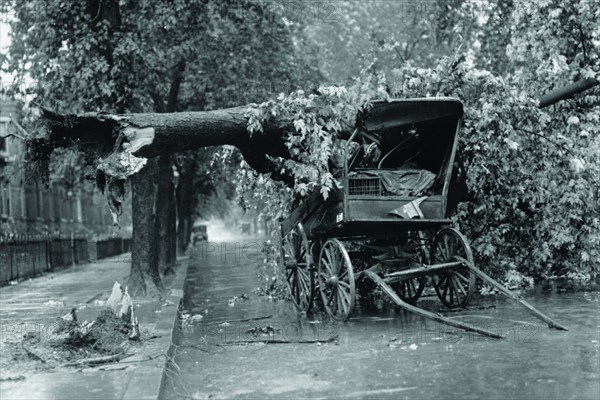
<box><xmin>361</xmin><ymin>97</ymin><xmax>464</xmax><ymax>132</ymax></box>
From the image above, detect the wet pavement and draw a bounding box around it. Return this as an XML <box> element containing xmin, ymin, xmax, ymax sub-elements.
<box><xmin>161</xmin><ymin>226</ymin><xmax>599</xmax><ymax>400</ymax></box>
<box><xmin>1</xmin><ymin>255</ymin><xmax>188</xmax><ymax>400</ymax></box>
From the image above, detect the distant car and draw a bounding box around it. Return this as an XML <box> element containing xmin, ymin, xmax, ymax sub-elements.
<box><xmin>191</xmin><ymin>223</ymin><xmax>208</xmax><ymax>244</ymax></box>
<box><xmin>240</xmin><ymin>222</ymin><xmax>251</xmax><ymax>234</ymax></box>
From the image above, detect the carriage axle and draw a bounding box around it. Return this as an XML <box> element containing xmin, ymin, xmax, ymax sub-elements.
<box><xmin>383</xmin><ymin>260</ymin><xmax>466</xmax><ymax>283</ymax></box>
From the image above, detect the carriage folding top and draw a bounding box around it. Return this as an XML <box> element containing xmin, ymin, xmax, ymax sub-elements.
<box><xmin>281</xmin><ymin>97</ymin><xmax>465</xmax><ymax>241</ymax></box>
<box><xmin>279</xmin><ymin>98</ymin><xmax>567</xmax><ymax>337</ymax></box>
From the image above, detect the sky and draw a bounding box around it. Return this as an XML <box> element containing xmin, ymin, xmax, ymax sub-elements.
<box><xmin>1</xmin><ymin>19</ymin><xmax>10</xmax><ymax>83</ymax></box>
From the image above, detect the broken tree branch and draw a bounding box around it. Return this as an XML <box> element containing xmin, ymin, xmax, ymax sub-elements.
<box><xmin>214</xmin><ymin>315</ymin><xmax>274</xmax><ymax>324</ymax></box>
<box><xmin>221</xmin><ymin>336</ymin><xmax>338</xmax><ymax>345</ymax></box>
<box><xmin>61</xmin><ymin>352</ymin><xmax>133</xmax><ymax>367</ymax></box>
<box><xmin>539</xmin><ymin>78</ymin><xmax>599</xmax><ymax>108</ymax></box>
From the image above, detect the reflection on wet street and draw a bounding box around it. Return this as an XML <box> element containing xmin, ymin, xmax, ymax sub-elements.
<box><xmin>161</xmin><ymin>226</ymin><xmax>600</xmax><ymax>400</ymax></box>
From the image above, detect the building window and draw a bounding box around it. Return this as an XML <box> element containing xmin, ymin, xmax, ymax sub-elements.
<box><xmin>0</xmin><ymin>118</ymin><xmax>8</xmax><ymax>153</ymax></box>
<box><xmin>0</xmin><ymin>184</ymin><xmax>10</xmax><ymax>218</ymax></box>
<box><xmin>0</xmin><ymin>121</ymin><xmax>8</xmax><ymax>153</ymax></box>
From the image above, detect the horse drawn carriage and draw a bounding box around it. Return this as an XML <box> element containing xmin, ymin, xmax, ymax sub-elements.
<box><xmin>279</xmin><ymin>98</ymin><xmax>566</xmax><ymax>336</ymax></box>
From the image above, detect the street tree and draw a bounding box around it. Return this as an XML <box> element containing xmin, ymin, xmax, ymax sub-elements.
<box><xmin>5</xmin><ymin>0</ymin><xmax>321</xmax><ymax>295</ymax></box>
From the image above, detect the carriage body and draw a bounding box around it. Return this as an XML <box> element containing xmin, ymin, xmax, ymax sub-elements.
<box><xmin>281</xmin><ymin>98</ymin><xmax>465</xmax><ymax>241</ymax></box>
<box><xmin>279</xmin><ymin>98</ymin><xmax>478</xmax><ymax>320</ymax></box>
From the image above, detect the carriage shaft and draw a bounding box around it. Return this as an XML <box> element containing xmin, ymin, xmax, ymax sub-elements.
<box><xmin>384</xmin><ymin>260</ymin><xmax>465</xmax><ymax>283</ymax></box>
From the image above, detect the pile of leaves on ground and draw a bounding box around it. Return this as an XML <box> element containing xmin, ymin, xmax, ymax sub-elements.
<box><xmin>254</xmin><ymin>239</ymin><xmax>288</xmax><ymax>301</ymax></box>
<box><xmin>0</xmin><ymin>282</ymin><xmax>147</xmax><ymax>375</ymax></box>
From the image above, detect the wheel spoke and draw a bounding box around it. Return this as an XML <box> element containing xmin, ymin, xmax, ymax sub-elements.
<box><xmin>448</xmin><ymin>236</ymin><xmax>456</xmax><ymax>258</ymax></box>
<box><xmin>297</xmin><ymin>270</ymin><xmax>307</xmax><ymax>294</ymax></box>
<box><xmin>338</xmin><ymin>280</ymin><xmax>351</xmax><ymax>289</ymax></box>
<box><xmin>337</xmin><ymin>289</ymin><xmax>349</xmax><ymax>315</ymax></box>
<box><xmin>452</xmin><ymin>275</ymin><xmax>467</xmax><ymax>298</ymax></box>
<box><xmin>338</xmin><ymin>268</ymin><xmax>348</xmax><ymax>280</ymax></box>
<box><xmin>335</xmin><ymin>251</ymin><xmax>344</xmax><ymax>275</ymax></box>
<box><xmin>454</xmin><ymin>270</ymin><xmax>470</xmax><ymax>284</ymax></box>
<box><xmin>448</xmin><ymin>278</ymin><xmax>455</xmax><ymax>305</ymax></box>
<box><xmin>327</xmin><ymin>288</ymin><xmax>335</xmax><ymax>306</ymax></box>
<box><xmin>332</xmin><ymin>287</ymin><xmax>338</xmax><ymax>313</ymax></box>
<box><xmin>408</xmin><ymin>279</ymin><xmax>417</xmax><ymax>297</ymax></box>
<box><xmin>318</xmin><ymin>240</ymin><xmax>355</xmax><ymax>320</ymax></box>
<box><xmin>436</xmin><ymin>242</ymin><xmax>446</xmax><ymax>260</ymax></box>
<box><xmin>441</xmin><ymin>276</ymin><xmax>449</xmax><ymax>299</ymax></box>
<box><xmin>443</xmin><ymin>235</ymin><xmax>451</xmax><ymax>259</ymax></box>
<box><xmin>325</xmin><ymin>246</ymin><xmax>334</xmax><ymax>266</ymax></box>
<box><xmin>322</xmin><ymin>259</ymin><xmax>334</xmax><ymax>276</ymax></box>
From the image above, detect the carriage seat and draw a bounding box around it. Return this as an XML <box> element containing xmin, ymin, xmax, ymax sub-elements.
<box><xmin>348</xmin><ymin>169</ymin><xmax>436</xmax><ymax>197</ymax></box>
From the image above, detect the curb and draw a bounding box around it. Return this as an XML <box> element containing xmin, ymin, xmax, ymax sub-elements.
<box><xmin>123</xmin><ymin>256</ymin><xmax>190</xmax><ymax>400</ymax></box>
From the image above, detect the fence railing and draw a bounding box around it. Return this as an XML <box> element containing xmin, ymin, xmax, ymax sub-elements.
<box><xmin>0</xmin><ymin>234</ymin><xmax>131</xmax><ymax>286</ymax></box>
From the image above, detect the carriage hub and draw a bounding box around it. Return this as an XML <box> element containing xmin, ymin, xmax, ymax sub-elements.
<box><xmin>326</xmin><ymin>276</ymin><xmax>339</xmax><ymax>286</ymax></box>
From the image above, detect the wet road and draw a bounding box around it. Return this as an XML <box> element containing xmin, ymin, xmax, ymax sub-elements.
<box><xmin>161</xmin><ymin>228</ymin><xmax>600</xmax><ymax>400</ymax></box>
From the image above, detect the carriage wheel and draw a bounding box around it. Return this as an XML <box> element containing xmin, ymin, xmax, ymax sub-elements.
<box><xmin>394</xmin><ymin>232</ymin><xmax>426</xmax><ymax>304</ymax></box>
<box><xmin>396</xmin><ymin>277</ymin><xmax>426</xmax><ymax>304</ymax></box>
<box><xmin>280</xmin><ymin>223</ymin><xmax>313</xmax><ymax>311</ymax></box>
<box><xmin>317</xmin><ymin>239</ymin><xmax>355</xmax><ymax>321</ymax></box>
<box><xmin>431</xmin><ymin>228</ymin><xmax>476</xmax><ymax>308</ymax></box>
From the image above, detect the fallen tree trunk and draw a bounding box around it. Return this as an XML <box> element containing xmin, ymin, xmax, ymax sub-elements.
<box><xmin>36</xmin><ymin>106</ymin><xmax>296</xmax><ymax>203</ymax></box>
<box><xmin>40</xmin><ymin>106</ymin><xmax>290</xmax><ymax>163</ymax></box>
<box><xmin>33</xmin><ymin>106</ymin><xmax>301</xmax><ymax>223</ymax></box>
<box><xmin>539</xmin><ymin>78</ymin><xmax>599</xmax><ymax>108</ymax></box>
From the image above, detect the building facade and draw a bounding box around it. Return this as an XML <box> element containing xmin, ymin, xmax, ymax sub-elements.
<box><xmin>0</xmin><ymin>99</ymin><xmax>116</xmax><ymax>236</ymax></box>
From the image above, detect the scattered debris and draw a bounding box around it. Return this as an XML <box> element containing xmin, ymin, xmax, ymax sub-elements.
<box><xmin>61</xmin><ymin>353</ymin><xmax>133</xmax><ymax>367</ymax></box>
<box><xmin>22</xmin><ymin>345</ymin><xmax>47</xmax><ymax>363</ymax></box>
<box><xmin>245</xmin><ymin>325</ymin><xmax>279</xmax><ymax>336</ymax></box>
<box><xmin>106</xmin><ymin>281</ymin><xmax>124</xmax><ymax>311</ymax></box>
<box><xmin>222</xmin><ymin>335</ymin><xmax>339</xmax><ymax>345</ymax></box>
<box><xmin>42</xmin><ymin>299</ymin><xmax>65</xmax><ymax>308</ymax></box>
<box><xmin>0</xmin><ymin>376</ymin><xmax>26</xmax><ymax>382</ymax></box>
<box><xmin>1</xmin><ymin>281</ymin><xmax>156</xmax><ymax>376</ymax></box>
<box><xmin>228</xmin><ymin>293</ymin><xmax>250</xmax><ymax>306</ymax></box>
<box><xmin>214</xmin><ymin>315</ymin><xmax>273</xmax><ymax>325</ymax></box>
<box><xmin>180</xmin><ymin>312</ymin><xmax>204</xmax><ymax>330</ymax></box>
<box><xmin>86</xmin><ymin>292</ymin><xmax>106</xmax><ymax>304</ymax></box>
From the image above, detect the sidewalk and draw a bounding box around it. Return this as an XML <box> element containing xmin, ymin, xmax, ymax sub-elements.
<box><xmin>0</xmin><ymin>254</ymin><xmax>188</xmax><ymax>400</ymax></box>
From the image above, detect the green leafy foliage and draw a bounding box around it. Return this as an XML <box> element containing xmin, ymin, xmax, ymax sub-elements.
<box><xmin>240</xmin><ymin>0</ymin><xmax>599</xmax><ymax>284</ymax></box>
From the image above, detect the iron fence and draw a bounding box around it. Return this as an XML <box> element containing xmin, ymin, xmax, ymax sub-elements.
<box><xmin>0</xmin><ymin>235</ymin><xmax>131</xmax><ymax>286</ymax></box>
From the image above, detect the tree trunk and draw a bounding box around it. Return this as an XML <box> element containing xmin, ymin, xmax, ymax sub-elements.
<box><xmin>157</xmin><ymin>154</ymin><xmax>176</xmax><ymax>275</ymax></box>
<box><xmin>39</xmin><ymin>107</ymin><xmax>294</xmax><ymax>185</ymax></box>
<box><xmin>176</xmin><ymin>156</ymin><xmax>196</xmax><ymax>254</ymax></box>
<box><xmin>128</xmin><ymin>158</ymin><xmax>164</xmax><ymax>297</ymax></box>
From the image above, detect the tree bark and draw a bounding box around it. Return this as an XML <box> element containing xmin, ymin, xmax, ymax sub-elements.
<box><xmin>40</xmin><ymin>107</ymin><xmax>292</xmax><ymax>173</ymax></box>
<box><xmin>157</xmin><ymin>154</ymin><xmax>176</xmax><ymax>275</ymax></box>
<box><xmin>176</xmin><ymin>155</ymin><xmax>196</xmax><ymax>254</ymax></box>
<box><xmin>128</xmin><ymin>158</ymin><xmax>164</xmax><ymax>297</ymax></box>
